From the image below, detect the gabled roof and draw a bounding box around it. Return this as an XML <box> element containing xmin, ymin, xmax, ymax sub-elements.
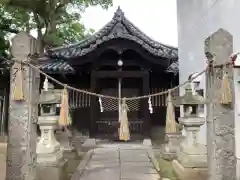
<box><xmin>41</xmin><ymin>7</ymin><xmax>178</xmax><ymax>74</ymax></box>
<box><xmin>47</xmin><ymin>7</ymin><xmax>178</xmax><ymax>59</ymax></box>
<box><xmin>166</xmin><ymin>61</ymin><xmax>178</xmax><ymax>74</ymax></box>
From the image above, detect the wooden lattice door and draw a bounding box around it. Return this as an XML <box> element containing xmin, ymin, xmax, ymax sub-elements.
<box><xmin>96</xmin><ymin>87</ymin><xmax>143</xmax><ymax>139</ymax></box>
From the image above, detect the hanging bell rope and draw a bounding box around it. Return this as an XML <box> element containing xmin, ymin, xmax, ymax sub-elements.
<box><xmin>220</xmin><ymin>69</ymin><xmax>232</xmax><ymax>105</ymax></box>
<box><xmin>12</xmin><ymin>61</ymin><xmax>24</xmax><ymax>101</ymax></box>
<box><xmin>165</xmin><ymin>90</ymin><xmax>177</xmax><ymax>133</ymax></box>
<box><xmin>59</xmin><ymin>85</ymin><xmax>71</xmax><ymax>127</ymax></box>
<box><xmin>119</xmin><ymin>98</ymin><xmax>130</xmax><ymax>141</ymax></box>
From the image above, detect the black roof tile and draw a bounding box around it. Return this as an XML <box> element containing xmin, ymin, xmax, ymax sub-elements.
<box><xmin>42</xmin><ymin>7</ymin><xmax>178</xmax><ymax>74</ymax></box>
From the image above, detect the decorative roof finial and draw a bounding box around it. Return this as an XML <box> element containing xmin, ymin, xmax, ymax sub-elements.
<box><xmin>114</xmin><ymin>6</ymin><xmax>124</xmax><ymax>21</ymax></box>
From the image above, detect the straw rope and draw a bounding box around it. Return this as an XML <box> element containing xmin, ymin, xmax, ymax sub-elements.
<box><xmin>7</xmin><ymin>57</ymin><xmax>209</xmax><ymax>101</ymax></box>
<box><xmin>5</xmin><ymin>53</ymin><xmax>237</xmax><ymax>101</ymax></box>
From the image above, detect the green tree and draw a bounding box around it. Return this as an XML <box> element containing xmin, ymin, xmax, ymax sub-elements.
<box><xmin>0</xmin><ymin>0</ymin><xmax>112</xmax><ymax>53</ymax></box>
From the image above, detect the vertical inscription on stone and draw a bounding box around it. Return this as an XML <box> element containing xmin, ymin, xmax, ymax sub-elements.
<box><xmin>205</xmin><ymin>28</ymin><xmax>236</xmax><ymax>180</ymax></box>
<box><xmin>6</xmin><ymin>32</ymin><xmax>39</xmax><ymax>180</ymax></box>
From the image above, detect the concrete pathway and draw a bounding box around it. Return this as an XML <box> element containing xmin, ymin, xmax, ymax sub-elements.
<box><xmin>78</xmin><ymin>144</ymin><xmax>160</xmax><ymax>180</ymax></box>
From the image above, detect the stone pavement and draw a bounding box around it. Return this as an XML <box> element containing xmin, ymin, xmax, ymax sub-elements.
<box><xmin>0</xmin><ymin>143</ymin><xmax>7</xmax><ymax>180</ymax></box>
<box><xmin>78</xmin><ymin>144</ymin><xmax>160</xmax><ymax>180</ymax></box>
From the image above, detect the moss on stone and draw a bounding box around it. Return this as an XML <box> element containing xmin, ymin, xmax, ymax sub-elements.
<box><xmin>157</xmin><ymin>157</ymin><xmax>179</xmax><ymax>180</ymax></box>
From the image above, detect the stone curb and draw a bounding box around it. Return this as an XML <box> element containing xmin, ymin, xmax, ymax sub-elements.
<box><xmin>147</xmin><ymin>149</ymin><xmax>161</xmax><ymax>172</ymax></box>
<box><xmin>71</xmin><ymin>149</ymin><xmax>94</xmax><ymax>180</ymax></box>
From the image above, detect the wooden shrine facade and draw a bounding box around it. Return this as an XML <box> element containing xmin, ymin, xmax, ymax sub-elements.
<box><xmin>39</xmin><ymin>7</ymin><xmax>179</xmax><ymax>139</ymax></box>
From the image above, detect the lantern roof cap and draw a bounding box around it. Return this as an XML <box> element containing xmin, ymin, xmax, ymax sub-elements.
<box><xmin>39</xmin><ymin>90</ymin><xmax>61</xmax><ymax>104</ymax></box>
<box><xmin>173</xmin><ymin>83</ymin><xmax>205</xmax><ymax>105</ymax></box>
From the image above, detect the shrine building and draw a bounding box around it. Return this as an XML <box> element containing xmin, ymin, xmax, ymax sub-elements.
<box><xmin>0</xmin><ymin>7</ymin><xmax>179</xmax><ymax>140</ymax></box>
<box><xmin>38</xmin><ymin>7</ymin><xmax>179</xmax><ymax>139</ymax></box>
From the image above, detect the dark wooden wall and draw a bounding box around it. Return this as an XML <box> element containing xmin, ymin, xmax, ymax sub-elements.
<box><xmin>40</xmin><ymin>47</ymin><xmax>179</xmax><ymax>137</ymax></box>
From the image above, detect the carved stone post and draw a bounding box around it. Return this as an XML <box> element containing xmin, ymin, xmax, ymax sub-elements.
<box><xmin>205</xmin><ymin>28</ymin><xmax>236</xmax><ymax>180</ymax></box>
<box><xmin>6</xmin><ymin>32</ymin><xmax>40</xmax><ymax>180</ymax></box>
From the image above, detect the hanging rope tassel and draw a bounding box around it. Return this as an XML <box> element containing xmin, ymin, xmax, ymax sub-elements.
<box><xmin>220</xmin><ymin>71</ymin><xmax>232</xmax><ymax>105</ymax></box>
<box><xmin>119</xmin><ymin>98</ymin><xmax>130</xmax><ymax>141</ymax></box>
<box><xmin>59</xmin><ymin>85</ymin><xmax>70</xmax><ymax>127</ymax></box>
<box><xmin>12</xmin><ymin>61</ymin><xmax>24</xmax><ymax>101</ymax></box>
<box><xmin>165</xmin><ymin>91</ymin><xmax>177</xmax><ymax>133</ymax></box>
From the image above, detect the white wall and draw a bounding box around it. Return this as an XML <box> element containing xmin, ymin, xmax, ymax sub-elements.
<box><xmin>177</xmin><ymin>0</ymin><xmax>240</xmax><ymax>178</ymax></box>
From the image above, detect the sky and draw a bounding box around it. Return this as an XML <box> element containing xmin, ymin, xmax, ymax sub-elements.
<box><xmin>27</xmin><ymin>0</ymin><xmax>178</xmax><ymax>47</ymax></box>
<box><xmin>81</xmin><ymin>0</ymin><xmax>178</xmax><ymax>46</ymax></box>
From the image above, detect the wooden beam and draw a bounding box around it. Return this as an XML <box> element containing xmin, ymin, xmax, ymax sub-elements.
<box><xmin>93</xmin><ymin>70</ymin><xmax>148</xmax><ymax>78</ymax></box>
<box><xmin>90</xmin><ymin>72</ymin><xmax>97</xmax><ymax>137</ymax></box>
<box><xmin>142</xmin><ymin>72</ymin><xmax>150</xmax><ymax>136</ymax></box>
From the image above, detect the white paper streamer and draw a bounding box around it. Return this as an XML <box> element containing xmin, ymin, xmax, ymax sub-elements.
<box><xmin>98</xmin><ymin>97</ymin><xmax>103</xmax><ymax>112</ymax></box>
<box><xmin>148</xmin><ymin>97</ymin><xmax>153</xmax><ymax>114</ymax></box>
<box><xmin>43</xmin><ymin>77</ymin><xmax>48</xmax><ymax>91</ymax></box>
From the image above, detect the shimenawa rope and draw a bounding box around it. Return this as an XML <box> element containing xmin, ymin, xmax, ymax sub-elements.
<box><xmin>9</xmin><ymin>57</ymin><xmax>208</xmax><ymax>101</ymax></box>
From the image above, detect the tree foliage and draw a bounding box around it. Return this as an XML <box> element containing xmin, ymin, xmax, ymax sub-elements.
<box><xmin>0</xmin><ymin>0</ymin><xmax>112</xmax><ymax>54</ymax></box>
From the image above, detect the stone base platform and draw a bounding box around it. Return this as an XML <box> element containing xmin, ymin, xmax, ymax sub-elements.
<box><xmin>37</xmin><ymin>159</ymin><xmax>68</xmax><ymax>180</ymax></box>
<box><xmin>162</xmin><ymin>152</ymin><xmax>177</xmax><ymax>161</ymax></box>
<box><xmin>162</xmin><ymin>133</ymin><xmax>182</xmax><ymax>160</ymax></box>
<box><xmin>81</xmin><ymin>138</ymin><xmax>97</xmax><ymax>152</ymax></box>
<box><xmin>64</xmin><ymin>149</ymin><xmax>83</xmax><ymax>179</ymax></box>
<box><xmin>63</xmin><ymin>148</ymin><xmax>78</xmax><ymax>159</ymax></box>
<box><xmin>172</xmin><ymin>160</ymin><xmax>208</xmax><ymax>180</ymax></box>
<box><xmin>177</xmin><ymin>145</ymin><xmax>207</xmax><ymax>168</ymax></box>
<box><xmin>37</xmin><ymin>148</ymin><xmax>63</xmax><ymax>164</ymax></box>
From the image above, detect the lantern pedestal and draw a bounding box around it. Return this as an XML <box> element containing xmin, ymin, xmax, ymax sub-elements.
<box><xmin>36</xmin><ymin>115</ymin><xmax>63</xmax><ymax>164</ymax></box>
<box><xmin>162</xmin><ymin>132</ymin><xmax>182</xmax><ymax>160</ymax></box>
<box><xmin>177</xmin><ymin>116</ymin><xmax>207</xmax><ymax>168</ymax></box>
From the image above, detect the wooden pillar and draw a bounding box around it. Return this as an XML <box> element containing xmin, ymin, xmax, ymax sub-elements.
<box><xmin>6</xmin><ymin>32</ymin><xmax>40</xmax><ymax>180</ymax></box>
<box><xmin>205</xmin><ymin>28</ymin><xmax>236</xmax><ymax>180</ymax></box>
<box><xmin>143</xmin><ymin>71</ymin><xmax>150</xmax><ymax>136</ymax></box>
<box><xmin>90</xmin><ymin>71</ymin><xmax>97</xmax><ymax>137</ymax></box>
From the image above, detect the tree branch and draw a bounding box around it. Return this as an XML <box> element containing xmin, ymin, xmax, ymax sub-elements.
<box><xmin>0</xmin><ymin>24</ymin><xmax>19</xmax><ymax>34</ymax></box>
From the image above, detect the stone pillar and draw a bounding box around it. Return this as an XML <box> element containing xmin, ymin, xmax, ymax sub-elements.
<box><xmin>205</xmin><ymin>28</ymin><xmax>236</xmax><ymax>180</ymax></box>
<box><xmin>233</xmin><ymin>60</ymin><xmax>240</xmax><ymax>180</ymax></box>
<box><xmin>6</xmin><ymin>32</ymin><xmax>40</xmax><ymax>180</ymax></box>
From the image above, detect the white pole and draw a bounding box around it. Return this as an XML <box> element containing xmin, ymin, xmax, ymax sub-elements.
<box><xmin>118</xmin><ymin>77</ymin><xmax>122</xmax><ymax>122</ymax></box>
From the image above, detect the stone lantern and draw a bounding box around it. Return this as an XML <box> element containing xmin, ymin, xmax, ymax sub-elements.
<box><xmin>173</xmin><ymin>83</ymin><xmax>207</xmax><ymax>168</ymax></box>
<box><xmin>36</xmin><ymin>83</ymin><xmax>63</xmax><ymax>164</ymax></box>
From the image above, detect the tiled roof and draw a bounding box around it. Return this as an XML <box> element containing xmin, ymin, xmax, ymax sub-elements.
<box><xmin>166</xmin><ymin>61</ymin><xmax>179</xmax><ymax>75</ymax></box>
<box><xmin>38</xmin><ymin>60</ymin><xmax>75</xmax><ymax>74</ymax></box>
<box><xmin>47</xmin><ymin>7</ymin><xmax>178</xmax><ymax>60</ymax></box>
<box><xmin>40</xmin><ymin>7</ymin><xmax>178</xmax><ymax>74</ymax></box>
